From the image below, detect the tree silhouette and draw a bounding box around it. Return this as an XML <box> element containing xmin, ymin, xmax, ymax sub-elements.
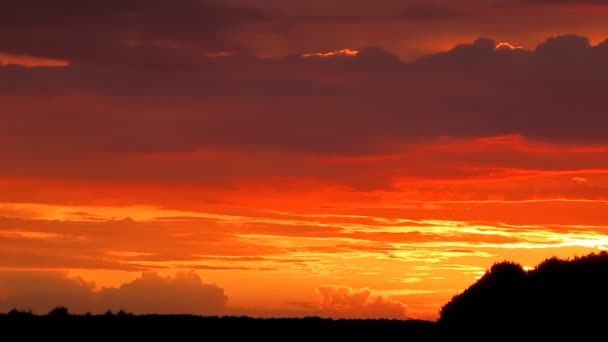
<box><xmin>439</xmin><ymin>252</ymin><xmax>608</xmax><ymax>337</ymax></box>
<box><xmin>48</xmin><ymin>306</ymin><xmax>69</xmax><ymax>317</ymax></box>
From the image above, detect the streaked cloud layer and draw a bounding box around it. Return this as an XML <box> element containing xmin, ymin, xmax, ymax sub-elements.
<box><xmin>1</xmin><ymin>0</ymin><xmax>608</xmax><ymax>320</ymax></box>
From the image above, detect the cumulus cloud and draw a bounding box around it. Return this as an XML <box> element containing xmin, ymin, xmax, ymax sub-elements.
<box><xmin>0</xmin><ymin>271</ymin><xmax>227</xmax><ymax>315</ymax></box>
<box><xmin>317</xmin><ymin>286</ymin><xmax>407</xmax><ymax>319</ymax></box>
<box><xmin>0</xmin><ymin>272</ymin><xmax>97</xmax><ymax>313</ymax></box>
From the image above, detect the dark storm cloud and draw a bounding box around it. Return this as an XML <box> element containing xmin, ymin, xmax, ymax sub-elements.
<box><xmin>0</xmin><ymin>0</ymin><xmax>484</xmax><ymax>67</ymax></box>
<box><xmin>255</xmin><ymin>2</ymin><xmax>468</xmax><ymax>22</ymax></box>
<box><xmin>395</xmin><ymin>4</ymin><xmax>468</xmax><ymax>20</ymax></box>
<box><xmin>493</xmin><ymin>0</ymin><xmax>608</xmax><ymax>8</ymax></box>
<box><xmin>0</xmin><ymin>0</ymin><xmax>265</xmax><ymax>66</ymax></box>
<box><xmin>520</xmin><ymin>0</ymin><xmax>608</xmax><ymax>5</ymax></box>
<box><xmin>1</xmin><ymin>34</ymin><xmax>608</xmax><ymax>183</ymax></box>
<box><xmin>2</xmin><ymin>0</ymin><xmax>604</xmax><ymax>65</ymax></box>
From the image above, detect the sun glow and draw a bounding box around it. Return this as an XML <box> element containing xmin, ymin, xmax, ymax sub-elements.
<box><xmin>302</xmin><ymin>48</ymin><xmax>359</xmax><ymax>58</ymax></box>
<box><xmin>495</xmin><ymin>42</ymin><xmax>523</xmax><ymax>50</ymax></box>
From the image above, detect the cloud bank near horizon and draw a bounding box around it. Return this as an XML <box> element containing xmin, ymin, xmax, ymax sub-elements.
<box><xmin>0</xmin><ymin>271</ymin><xmax>227</xmax><ymax>315</ymax></box>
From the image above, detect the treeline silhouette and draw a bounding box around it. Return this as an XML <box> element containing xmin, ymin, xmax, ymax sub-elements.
<box><xmin>0</xmin><ymin>309</ymin><xmax>436</xmax><ymax>340</ymax></box>
<box><xmin>3</xmin><ymin>252</ymin><xmax>608</xmax><ymax>339</ymax></box>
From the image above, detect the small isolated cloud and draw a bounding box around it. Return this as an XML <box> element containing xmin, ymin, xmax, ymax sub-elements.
<box><xmin>571</xmin><ymin>176</ymin><xmax>588</xmax><ymax>184</ymax></box>
<box><xmin>0</xmin><ymin>52</ymin><xmax>70</xmax><ymax>68</ymax></box>
<box><xmin>0</xmin><ymin>271</ymin><xmax>227</xmax><ymax>315</ymax></box>
<box><xmin>317</xmin><ymin>286</ymin><xmax>407</xmax><ymax>319</ymax></box>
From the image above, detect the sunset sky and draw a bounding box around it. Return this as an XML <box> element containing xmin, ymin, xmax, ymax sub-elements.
<box><xmin>1</xmin><ymin>0</ymin><xmax>608</xmax><ymax>320</ymax></box>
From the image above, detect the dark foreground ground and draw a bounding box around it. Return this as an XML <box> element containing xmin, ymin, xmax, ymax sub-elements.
<box><xmin>2</xmin><ymin>312</ymin><xmax>604</xmax><ymax>340</ymax></box>
<box><xmin>2</xmin><ymin>313</ymin><xmax>441</xmax><ymax>339</ymax></box>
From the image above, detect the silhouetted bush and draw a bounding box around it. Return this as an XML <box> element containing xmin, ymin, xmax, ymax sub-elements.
<box><xmin>48</xmin><ymin>306</ymin><xmax>69</xmax><ymax>317</ymax></box>
<box><xmin>439</xmin><ymin>252</ymin><xmax>608</xmax><ymax>337</ymax></box>
<box><xmin>7</xmin><ymin>308</ymin><xmax>33</xmax><ymax>317</ymax></box>
<box><xmin>116</xmin><ymin>309</ymin><xmax>133</xmax><ymax>317</ymax></box>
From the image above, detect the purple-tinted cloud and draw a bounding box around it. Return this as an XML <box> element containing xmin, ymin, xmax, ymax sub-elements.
<box><xmin>0</xmin><ymin>271</ymin><xmax>227</xmax><ymax>315</ymax></box>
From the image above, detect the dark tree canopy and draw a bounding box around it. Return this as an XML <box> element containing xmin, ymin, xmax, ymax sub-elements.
<box><xmin>439</xmin><ymin>251</ymin><xmax>608</xmax><ymax>337</ymax></box>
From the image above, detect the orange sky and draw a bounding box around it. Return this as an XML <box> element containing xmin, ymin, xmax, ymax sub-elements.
<box><xmin>1</xmin><ymin>0</ymin><xmax>608</xmax><ymax>320</ymax></box>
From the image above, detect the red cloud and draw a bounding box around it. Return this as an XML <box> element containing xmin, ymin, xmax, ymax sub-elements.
<box><xmin>0</xmin><ymin>53</ymin><xmax>69</xmax><ymax>68</ymax></box>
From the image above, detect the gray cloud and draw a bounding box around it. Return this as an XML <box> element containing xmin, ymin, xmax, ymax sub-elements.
<box><xmin>0</xmin><ymin>271</ymin><xmax>227</xmax><ymax>315</ymax></box>
<box><xmin>0</xmin><ymin>0</ymin><xmax>265</xmax><ymax>66</ymax></box>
